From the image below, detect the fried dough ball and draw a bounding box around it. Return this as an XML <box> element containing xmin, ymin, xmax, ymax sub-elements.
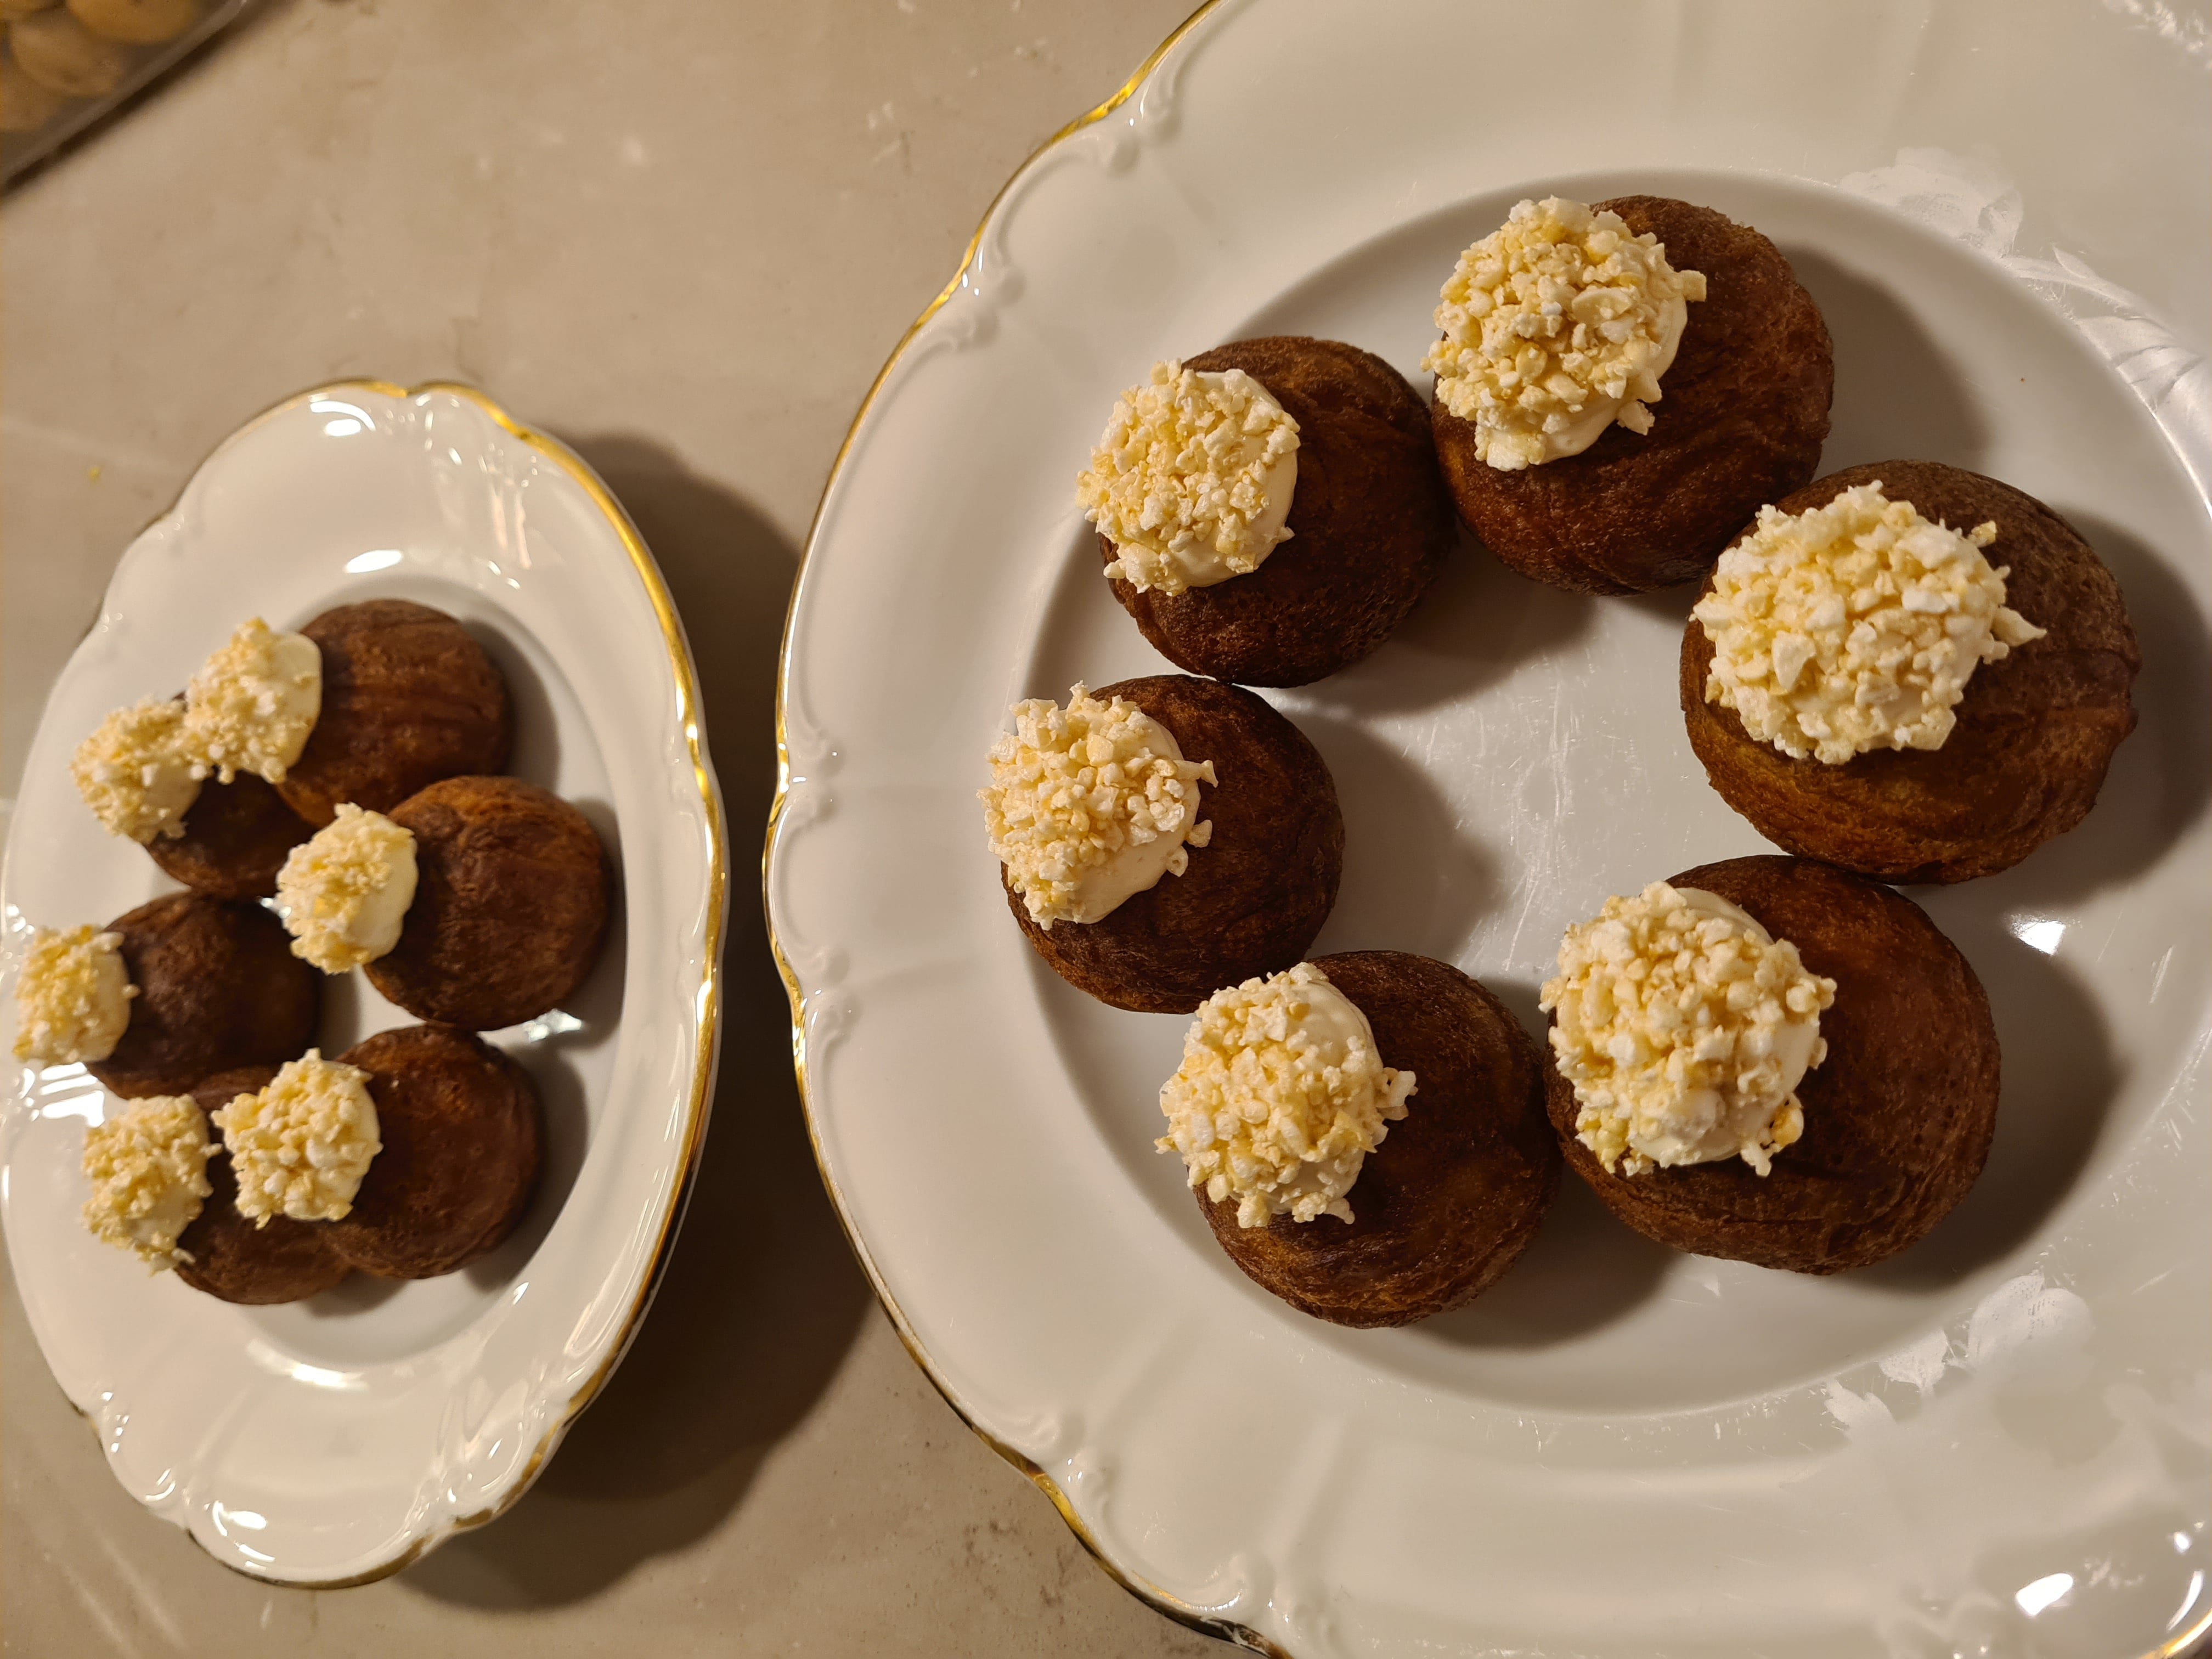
<box><xmin>364</xmin><ymin>776</ymin><xmax>611</xmax><ymax>1031</ymax></box>
<box><xmin>1432</xmin><ymin>196</ymin><xmax>1832</xmax><ymax>594</ymax></box>
<box><xmin>1103</xmin><ymin>337</ymin><xmax>1455</xmax><ymax>686</ymax></box>
<box><xmin>1005</xmin><ymin>676</ymin><xmax>1342</xmax><ymax>1013</ymax></box>
<box><xmin>1200</xmin><ymin>951</ymin><xmax>1559</xmax><ymax>1327</ymax></box>
<box><xmin>1681</xmin><ymin>462</ymin><xmax>2139</xmax><ymax>883</ymax></box>
<box><xmin>276</xmin><ymin>599</ymin><xmax>512</xmax><ymax>827</ymax></box>
<box><xmin>88</xmin><ymin>894</ymin><xmax>319</xmax><ymax>1100</ymax></box>
<box><xmin>1544</xmin><ymin>856</ymin><xmax>1999</xmax><ymax>1273</ymax></box>
<box><xmin>173</xmin><ymin>1067</ymin><xmax>352</xmax><ymax>1306</ymax></box>
<box><xmin>323</xmin><ymin>1025</ymin><xmax>541</xmax><ymax>1279</ymax></box>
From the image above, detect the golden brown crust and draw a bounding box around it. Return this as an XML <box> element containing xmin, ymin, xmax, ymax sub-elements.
<box><xmin>323</xmin><ymin>1025</ymin><xmax>541</xmax><ymax>1279</ymax></box>
<box><xmin>277</xmin><ymin>599</ymin><xmax>512</xmax><ymax>827</ymax></box>
<box><xmin>1432</xmin><ymin>196</ymin><xmax>1833</xmax><ymax>594</ymax></box>
<box><xmin>146</xmin><ymin>772</ymin><xmax>314</xmax><ymax>900</ymax></box>
<box><xmin>1007</xmin><ymin>676</ymin><xmax>1342</xmax><ymax>1013</ymax></box>
<box><xmin>174</xmin><ymin>1066</ymin><xmax>352</xmax><ymax>1306</ymax></box>
<box><xmin>1545</xmin><ymin>856</ymin><xmax>1999</xmax><ymax>1273</ymax></box>
<box><xmin>1198</xmin><ymin>951</ymin><xmax>1558</xmax><ymax>1327</ymax></box>
<box><xmin>89</xmin><ymin>895</ymin><xmax>320</xmax><ymax>1099</ymax></box>
<box><xmin>1680</xmin><ymin>462</ymin><xmax>2141</xmax><ymax>883</ymax></box>
<box><xmin>364</xmin><ymin>776</ymin><xmax>611</xmax><ymax>1032</ymax></box>
<box><xmin>1104</xmin><ymin>336</ymin><xmax>1455</xmax><ymax>686</ymax></box>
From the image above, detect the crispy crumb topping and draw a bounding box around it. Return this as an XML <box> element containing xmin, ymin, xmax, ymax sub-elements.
<box><xmin>1695</xmin><ymin>482</ymin><xmax>2045</xmax><ymax>764</ymax></box>
<box><xmin>1541</xmin><ymin>884</ymin><xmax>1834</xmax><ymax>1177</ymax></box>
<box><xmin>1425</xmin><ymin>197</ymin><xmax>1706</xmax><ymax>470</ymax></box>
<box><xmin>1155</xmin><ymin>963</ymin><xmax>1414</xmax><ymax>1227</ymax></box>
<box><xmin>1077</xmin><ymin>362</ymin><xmax>1300</xmax><ymax>595</ymax></box>
<box><xmin>981</xmin><ymin>684</ymin><xmax>1214</xmax><ymax>928</ymax></box>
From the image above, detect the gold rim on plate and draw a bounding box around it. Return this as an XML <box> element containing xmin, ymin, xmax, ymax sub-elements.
<box><xmin>760</xmin><ymin>4</ymin><xmax>1288</xmax><ymax>1652</ymax></box>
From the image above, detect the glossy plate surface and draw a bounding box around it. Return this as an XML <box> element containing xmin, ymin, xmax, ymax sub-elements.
<box><xmin>771</xmin><ymin>2</ymin><xmax>2210</xmax><ymax>1653</ymax></box>
<box><xmin>1</xmin><ymin>383</ymin><xmax>725</xmax><ymax>1584</ymax></box>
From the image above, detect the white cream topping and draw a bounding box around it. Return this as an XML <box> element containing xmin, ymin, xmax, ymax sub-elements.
<box><xmin>980</xmin><ymin>684</ymin><xmax>1214</xmax><ymax>929</ymax></box>
<box><xmin>70</xmin><ymin>696</ymin><xmax>203</xmax><ymax>843</ymax></box>
<box><xmin>1425</xmin><ymin>196</ymin><xmax>1707</xmax><ymax>471</ymax></box>
<box><xmin>182</xmin><ymin>618</ymin><xmax>323</xmax><ymax>784</ymax></box>
<box><xmin>1695</xmin><ymin>482</ymin><xmax>2047</xmax><ymax>764</ymax></box>
<box><xmin>81</xmin><ymin>1094</ymin><xmax>213</xmax><ymax>1270</ymax></box>
<box><xmin>1077</xmin><ymin>362</ymin><xmax>1301</xmax><ymax>596</ymax></box>
<box><xmin>13</xmin><ymin>925</ymin><xmax>136</xmax><ymax>1065</ymax></box>
<box><xmin>1155</xmin><ymin>962</ymin><xmax>1415</xmax><ymax>1228</ymax></box>
<box><xmin>213</xmin><ymin>1051</ymin><xmax>381</xmax><ymax>1224</ymax></box>
<box><xmin>276</xmin><ymin>804</ymin><xmax>419</xmax><ymax>972</ymax></box>
<box><xmin>1541</xmin><ymin>883</ymin><xmax>1835</xmax><ymax>1177</ymax></box>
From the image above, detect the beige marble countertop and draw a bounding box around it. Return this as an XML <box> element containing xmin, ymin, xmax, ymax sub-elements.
<box><xmin>1</xmin><ymin>1</ymin><xmax>1221</xmax><ymax>1651</ymax></box>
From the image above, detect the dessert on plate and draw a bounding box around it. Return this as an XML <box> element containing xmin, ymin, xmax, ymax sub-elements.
<box><xmin>174</xmin><ymin>1066</ymin><xmax>353</xmax><ymax>1305</ymax></box>
<box><xmin>14</xmin><ymin>896</ymin><xmax>318</xmax><ymax>1099</ymax></box>
<box><xmin>73</xmin><ymin>1054</ymin><xmax>371</xmax><ymax>1302</ymax></box>
<box><xmin>1681</xmin><ymin>461</ymin><xmax>2141</xmax><ymax>882</ymax></box>
<box><xmin>982</xmin><ymin>676</ymin><xmax>1342</xmax><ymax>1013</ymax></box>
<box><xmin>70</xmin><ymin>661</ymin><xmax>318</xmax><ymax>899</ymax></box>
<box><xmin>1158</xmin><ymin>953</ymin><xmax>1558</xmax><ymax>1327</ymax></box>
<box><xmin>1081</xmin><ymin>337</ymin><xmax>1454</xmax><ymax>686</ymax></box>
<box><xmin>69</xmin><ymin>603</ymin><xmax>509</xmax><ymax>879</ymax></box>
<box><xmin>276</xmin><ymin>599</ymin><xmax>512</xmax><ymax>826</ymax></box>
<box><xmin>74</xmin><ymin>1034</ymin><xmax>542</xmax><ymax>1293</ymax></box>
<box><xmin>1426</xmin><ymin>195</ymin><xmax>1832</xmax><ymax>594</ymax></box>
<box><xmin>1539</xmin><ymin>856</ymin><xmax>1998</xmax><ymax>1273</ymax></box>
<box><xmin>320</xmin><ymin>1024</ymin><xmax>542</xmax><ymax>1279</ymax></box>
<box><xmin>274</xmin><ymin>777</ymin><xmax>612</xmax><ymax>1031</ymax></box>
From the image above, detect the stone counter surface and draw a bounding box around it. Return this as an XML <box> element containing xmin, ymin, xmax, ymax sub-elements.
<box><xmin>1</xmin><ymin>2</ymin><xmax>1218</xmax><ymax>1652</ymax></box>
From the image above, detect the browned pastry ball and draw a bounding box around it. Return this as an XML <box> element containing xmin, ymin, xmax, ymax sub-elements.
<box><xmin>1681</xmin><ymin>462</ymin><xmax>2141</xmax><ymax>883</ymax></box>
<box><xmin>1007</xmin><ymin>676</ymin><xmax>1342</xmax><ymax>1013</ymax></box>
<box><xmin>323</xmin><ymin>1024</ymin><xmax>541</xmax><ymax>1279</ymax></box>
<box><xmin>173</xmin><ymin>1067</ymin><xmax>352</xmax><ymax>1306</ymax></box>
<box><xmin>1433</xmin><ymin>196</ymin><xmax>1833</xmax><ymax>594</ymax></box>
<box><xmin>1201</xmin><ymin>952</ymin><xmax>1559</xmax><ymax>1328</ymax></box>
<box><xmin>88</xmin><ymin>894</ymin><xmax>319</xmax><ymax>1099</ymax></box>
<box><xmin>276</xmin><ymin>599</ymin><xmax>512</xmax><ymax>826</ymax></box>
<box><xmin>1545</xmin><ymin>856</ymin><xmax>1999</xmax><ymax>1273</ymax></box>
<box><xmin>146</xmin><ymin>772</ymin><xmax>315</xmax><ymax>900</ymax></box>
<box><xmin>365</xmin><ymin>776</ymin><xmax>611</xmax><ymax>1031</ymax></box>
<box><xmin>1104</xmin><ymin>336</ymin><xmax>1455</xmax><ymax>686</ymax></box>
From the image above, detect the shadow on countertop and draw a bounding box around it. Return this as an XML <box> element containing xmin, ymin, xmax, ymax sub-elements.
<box><xmin>402</xmin><ymin>436</ymin><xmax>874</xmax><ymax>1611</ymax></box>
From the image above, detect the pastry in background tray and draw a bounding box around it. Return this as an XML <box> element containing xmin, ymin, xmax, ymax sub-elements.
<box><xmin>67</xmin><ymin>0</ymin><xmax>200</xmax><ymax>46</ymax></box>
<box><xmin>14</xmin><ymin>896</ymin><xmax>318</xmax><ymax>1098</ymax></box>
<box><xmin>1</xmin><ymin>49</ymin><xmax>70</xmax><ymax>129</ymax></box>
<box><xmin>321</xmin><ymin>1024</ymin><xmax>542</xmax><ymax>1279</ymax></box>
<box><xmin>1427</xmin><ymin>195</ymin><xmax>1832</xmax><ymax>594</ymax></box>
<box><xmin>1161</xmin><ymin>953</ymin><xmax>1559</xmax><ymax>1328</ymax></box>
<box><xmin>274</xmin><ymin>777</ymin><xmax>611</xmax><ymax>1031</ymax></box>
<box><xmin>9</xmin><ymin>9</ymin><xmax>128</xmax><ymax>98</ymax></box>
<box><xmin>1082</xmin><ymin>337</ymin><xmax>1454</xmax><ymax>686</ymax></box>
<box><xmin>173</xmin><ymin>1066</ymin><xmax>352</xmax><ymax>1305</ymax></box>
<box><xmin>1539</xmin><ymin>856</ymin><xmax>1998</xmax><ymax>1273</ymax></box>
<box><xmin>1681</xmin><ymin>461</ymin><xmax>2140</xmax><ymax>882</ymax></box>
<box><xmin>983</xmin><ymin>676</ymin><xmax>1342</xmax><ymax>1013</ymax></box>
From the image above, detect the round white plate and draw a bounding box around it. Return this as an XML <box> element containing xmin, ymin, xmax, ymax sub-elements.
<box><xmin>2</xmin><ymin>382</ymin><xmax>726</xmax><ymax>1585</ymax></box>
<box><xmin>770</xmin><ymin>0</ymin><xmax>2203</xmax><ymax>1654</ymax></box>
<box><xmin>771</xmin><ymin>2</ymin><xmax>2210</xmax><ymax>1654</ymax></box>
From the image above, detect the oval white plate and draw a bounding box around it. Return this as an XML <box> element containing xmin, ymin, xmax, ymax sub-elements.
<box><xmin>769</xmin><ymin>3</ymin><xmax>2211</xmax><ymax>1655</ymax></box>
<box><xmin>1</xmin><ymin>382</ymin><xmax>726</xmax><ymax>1585</ymax></box>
